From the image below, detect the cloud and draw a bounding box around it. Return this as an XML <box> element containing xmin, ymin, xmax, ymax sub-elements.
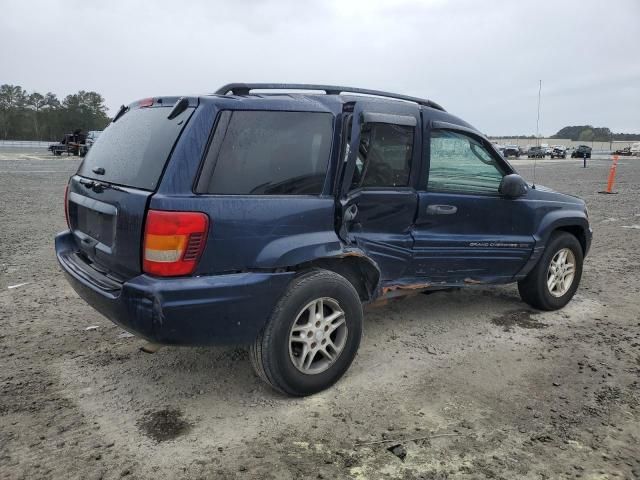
<box><xmin>1</xmin><ymin>0</ymin><xmax>639</xmax><ymax>134</ymax></box>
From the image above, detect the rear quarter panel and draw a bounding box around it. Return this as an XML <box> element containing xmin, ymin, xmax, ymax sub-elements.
<box><xmin>151</xmin><ymin>99</ymin><xmax>344</xmax><ymax>274</ymax></box>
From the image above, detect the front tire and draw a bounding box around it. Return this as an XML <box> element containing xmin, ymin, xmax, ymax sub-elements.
<box><xmin>518</xmin><ymin>232</ymin><xmax>583</xmax><ymax>311</ymax></box>
<box><xmin>250</xmin><ymin>269</ymin><xmax>363</xmax><ymax>396</ymax></box>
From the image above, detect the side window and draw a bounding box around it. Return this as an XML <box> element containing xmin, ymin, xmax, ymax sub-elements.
<box><xmin>202</xmin><ymin>111</ymin><xmax>333</xmax><ymax>195</ymax></box>
<box><xmin>427</xmin><ymin>129</ymin><xmax>504</xmax><ymax>194</ymax></box>
<box><xmin>350</xmin><ymin>123</ymin><xmax>414</xmax><ymax>189</ymax></box>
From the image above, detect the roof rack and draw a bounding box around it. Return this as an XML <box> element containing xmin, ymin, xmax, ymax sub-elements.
<box><xmin>214</xmin><ymin>83</ymin><xmax>445</xmax><ymax>111</ymax></box>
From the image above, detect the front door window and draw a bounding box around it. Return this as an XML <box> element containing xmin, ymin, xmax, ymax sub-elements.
<box><xmin>427</xmin><ymin>130</ymin><xmax>504</xmax><ymax>194</ymax></box>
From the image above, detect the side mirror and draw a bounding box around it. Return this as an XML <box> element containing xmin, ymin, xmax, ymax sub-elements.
<box><xmin>499</xmin><ymin>174</ymin><xmax>529</xmax><ymax>198</ymax></box>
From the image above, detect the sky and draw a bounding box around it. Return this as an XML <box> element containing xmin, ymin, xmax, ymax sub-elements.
<box><xmin>2</xmin><ymin>0</ymin><xmax>639</xmax><ymax>136</ymax></box>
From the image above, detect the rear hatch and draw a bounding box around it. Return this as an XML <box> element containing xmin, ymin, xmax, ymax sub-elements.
<box><xmin>66</xmin><ymin>98</ymin><xmax>196</xmax><ymax>281</ymax></box>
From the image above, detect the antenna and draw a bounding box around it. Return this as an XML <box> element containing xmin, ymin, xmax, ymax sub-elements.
<box><xmin>533</xmin><ymin>79</ymin><xmax>542</xmax><ymax>189</ymax></box>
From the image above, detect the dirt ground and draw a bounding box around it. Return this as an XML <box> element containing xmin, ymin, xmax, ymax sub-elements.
<box><xmin>1</xmin><ymin>149</ymin><xmax>639</xmax><ymax>480</ymax></box>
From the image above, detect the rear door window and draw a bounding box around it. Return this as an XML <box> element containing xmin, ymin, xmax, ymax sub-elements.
<box><xmin>77</xmin><ymin>106</ymin><xmax>193</xmax><ymax>191</ymax></box>
<box><xmin>350</xmin><ymin>123</ymin><xmax>414</xmax><ymax>189</ymax></box>
<box><xmin>201</xmin><ymin>111</ymin><xmax>333</xmax><ymax>195</ymax></box>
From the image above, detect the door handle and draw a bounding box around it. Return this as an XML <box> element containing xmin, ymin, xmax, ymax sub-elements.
<box><xmin>426</xmin><ymin>204</ymin><xmax>457</xmax><ymax>215</ymax></box>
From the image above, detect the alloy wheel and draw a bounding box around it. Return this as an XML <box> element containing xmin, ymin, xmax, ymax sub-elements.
<box><xmin>288</xmin><ymin>297</ymin><xmax>348</xmax><ymax>375</ymax></box>
<box><xmin>547</xmin><ymin>248</ymin><xmax>576</xmax><ymax>297</ymax></box>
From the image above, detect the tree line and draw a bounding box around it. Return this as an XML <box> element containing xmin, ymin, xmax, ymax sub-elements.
<box><xmin>0</xmin><ymin>84</ymin><xmax>111</xmax><ymax>141</ymax></box>
<box><xmin>491</xmin><ymin>126</ymin><xmax>640</xmax><ymax>141</ymax></box>
<box><xmin>551</xmin><ymin>126</ymin><xmax>640</xmax><ymax>142</ymax></box>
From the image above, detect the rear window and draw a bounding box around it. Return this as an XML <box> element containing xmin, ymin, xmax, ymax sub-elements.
<box><xmin>201</xmin><ymin>111</ymin><xmax>333</xmax><ymax>195</ymax></box>
<box><xmin>77</xmin><ymin>106</ymin><xmax>193</xmax><ymax>190</ymax></box>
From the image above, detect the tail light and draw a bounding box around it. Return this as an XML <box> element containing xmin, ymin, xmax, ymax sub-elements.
<box><xmin>138</xmin><ymin>97</ymin><xmax>154</xmax><ymax>108</ymax></box>
<box><xmin>143</xmin><ymin>210</ymin><xmax>209</xmax><ymax>277</ymax></box>
<box><xmin>64</xmin><ymin>183</ymin><xmax>70</xmax><ymax>227</ymax></box>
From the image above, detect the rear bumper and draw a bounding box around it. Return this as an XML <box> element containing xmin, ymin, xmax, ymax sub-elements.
<box><xmin>55</xmin><ymin>231</ymin><xmax>294</xmax><ymax>345</ymax></box>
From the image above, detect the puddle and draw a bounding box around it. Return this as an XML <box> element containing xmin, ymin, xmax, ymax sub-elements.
<box><xmin>491</xmin><ymin>310</ymin><xmax>548</xmax><ymax>332</ymax></box>
<box><xmin>137</xmin><ymin>408</ymin><xmax>191</xmax><ymax>442</ymax></box>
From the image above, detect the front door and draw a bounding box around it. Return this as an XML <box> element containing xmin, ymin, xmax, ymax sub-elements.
<box><xmin>411</xmin><ymin>126</ymin><xmax>535</xmax><ymax>283</ymax></box>
<box><xmin>338</xmin><ymin>108</ymin><xmax>420</xmax><ymax>281</ymax></box>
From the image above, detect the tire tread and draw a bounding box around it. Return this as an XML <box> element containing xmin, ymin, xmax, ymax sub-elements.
<box><xmin>250</xmin><ymin>269</ymin><xmax>362</xmax><ymax>396</ymax></box>
<box><xmin>518</xmin><ymin>231</ymin><xmax>583</xmax><ymax>311</ymax></box>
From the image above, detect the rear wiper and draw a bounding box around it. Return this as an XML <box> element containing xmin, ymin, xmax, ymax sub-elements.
<box><xmin>79</xmin><ymin>178</ymin><xmax>125</xmax><ymax>193</ymax></box>
<box><xmin>112</xmin><ymin>104</ymin><xmax>129</xmax><ymax>123</ymax></box>
<box><xmin>168</xmin><ymin>97</ymin><xmax>189</xmax><ymax>120</ymax></box>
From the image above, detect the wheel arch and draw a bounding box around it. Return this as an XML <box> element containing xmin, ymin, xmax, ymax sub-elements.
<box><xmin>294</xmin><ymin>252</ymin><xmax>381</xmax><ymax>303</ymax></box>
<box><xmin>553</xmin><ymin>225</ymin><xmax>588</xmax><ymax>255</ymax></box>
<box><xmin>537</xmin><ymin>210</ymin><xmax>589</xmax><ymax>254</ymax></box>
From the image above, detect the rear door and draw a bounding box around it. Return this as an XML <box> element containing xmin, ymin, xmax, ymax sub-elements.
<box><xmin>67</xmin><ymin>100</ymin><xmax>195</xmax><ymax>279</ymax></box>
<box><xmin>338</xmin><ymin>107</ymin><xmax>420</xmax><ymax>281</ymax></box>
<box><xmin>411</xmin><ymin>124</ymin><xmax>535</xmax><ymax>283</ymax></box>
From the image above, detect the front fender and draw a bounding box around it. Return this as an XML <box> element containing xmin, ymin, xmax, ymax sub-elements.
<box><xmin>535</xmin><ymin>210</ymin><xmax>590</xmax><ymax>246</ymax></box>
<box><xmin>516</xmin><ymin>208</ymin><xmax>591</xmax><ymax>279</ymax></box>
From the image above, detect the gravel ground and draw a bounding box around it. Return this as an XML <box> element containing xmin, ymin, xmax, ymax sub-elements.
<box><xmin>1</xmin><ymin>149</ymin><xmax>639</xmax><ymax>480</ymax></box>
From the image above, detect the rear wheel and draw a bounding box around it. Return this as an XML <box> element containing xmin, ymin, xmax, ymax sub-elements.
<box><xmin>518</xmin><ymin>232</ymin><xmax>583</xmax><ymax>310</ymax></box>
<box><xmin>250</xmin><ymin>269</ymin><xmax>363</xmax><ymax>396</ymax></box>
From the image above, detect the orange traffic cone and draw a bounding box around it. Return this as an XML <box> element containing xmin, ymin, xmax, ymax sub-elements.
<box><xmin>599</xmin><ymin>155</ymin><xmax>619</xmax><ymax>194</ymax></box>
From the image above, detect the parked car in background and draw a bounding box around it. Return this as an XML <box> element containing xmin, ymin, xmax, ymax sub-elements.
<box><xmin>571</xmin><ymin>145</ymin><xmax>592</xmax><ymax>158</ymax></box>
<box><xmin>80</xmin><ymin>130</ymin><xmax>102</xmax><ymax>157</ymax></box>
<box><xmin>550</xmin><ymin>146</ymin><xmax>567</xmax><ymax>159</ymax></box>
<box><xmin>55</xmin><ymin>83</ymin><xmax>592</xmax><ymax>396</ymax></box>
<box><xmin>527</xmin><ymin>146</ymin><xmax>545</xmax><ymax>158</ymax></box>
<box><xmin>544</xmin><ymin>146</ymin><xmax>553</xmax><ymax>157</ymax></box>
<box><xmin>503</xmin><ymin>145</ymin><xmax>520</xmax><ymax>158</ymax></box>
<box><xmin>48</xmin><ymin>130</ymin><xmax>86</xmax><ymax>156</ymax></box>
<box><xmin>493</xmin><ymin>143</ymin><xmax>505</xmax><ymax>155</ymax></box>
<box><xmin>612</xmin><ymin>146</ymin><xmax>633</xmax><ymax>156</ymax></box>
<box><xmin>631</xmin><ymin>142</ymin><xmax>640</xmax><ymax>156</ymax></box>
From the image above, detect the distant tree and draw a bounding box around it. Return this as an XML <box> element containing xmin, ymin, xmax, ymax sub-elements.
<box><xmin>551</xmin><ymin>125</ymin><xmax>632</xmax><ymax>142</ymax></box>
<box><xmin>26</xmin><ymin>92</ymin><xmax>46</xmax><ymax>138</ymax></box>
<box><xmin>578</xmin><ymin>128</ymin><xmax>594</xmax><ymax>142</ymax></box>
<box><xmin>0</xmin><ymin>84</ymin><xmax>28</xmax><ymax>139</ymax></box>
<box><xmin>44</xmin><ymin>92</ymin><xmax>61</xmax><ymax>109</ymax></box>
<box><xmin>0</xmin><ymin>84</ymin><xmax>110</xmax><ymax>140</ymax></box>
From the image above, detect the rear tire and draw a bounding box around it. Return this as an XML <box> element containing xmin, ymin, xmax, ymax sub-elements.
<box><xmin>250</xmin><ymin>269</ymin><xmax>363</xmax><ymax>396</ymax></box>
<box><xmin>518</xmin><ymin>232</ymin><xmax>583</xmax><ymax>311</ymax></box>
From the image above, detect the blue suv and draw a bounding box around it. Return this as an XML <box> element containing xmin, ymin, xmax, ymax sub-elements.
<box><xmin>55</xmin><ymin>83</ymin><xmax>592</xmax><ymax>396</ymax></box>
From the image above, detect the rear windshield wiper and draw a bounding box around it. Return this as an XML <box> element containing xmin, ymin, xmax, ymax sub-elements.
<box><xmin>79</xmin><ymin>178</ymin><xmax>125</xmax><ymax>193</ymax></box>
<box><xmin>112</xmin><ymin>104</ymin><xmax>129</xmax><ymax>123</ymax></box>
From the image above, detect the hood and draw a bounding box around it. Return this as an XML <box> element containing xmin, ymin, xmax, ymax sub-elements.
<box><xmin>529</xmin><ymin>184</ymin><xmax>585</xmax><ymax>205</ymax></box>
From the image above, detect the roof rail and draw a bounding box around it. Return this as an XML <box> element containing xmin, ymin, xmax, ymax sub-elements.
<box><xmin>214</xmin><ymin>83</ymin><xmax>445</xmax><ymax>111</ymax></box>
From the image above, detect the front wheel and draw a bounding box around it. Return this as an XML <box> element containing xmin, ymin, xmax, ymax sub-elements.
<box><xmin>518</xmin><ymin>232</ymin><xmax>583</xmax><ymax>310</ymax></box>
<box><xmin>250</xmin><ymin>269</ymin><xmax>363</xmax><ymax>396</ymax></box>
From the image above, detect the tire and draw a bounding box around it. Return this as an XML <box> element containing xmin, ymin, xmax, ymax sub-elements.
<box><xmin>518</xmin><ymin>232</ymin><xmax>583</xmax><ymax>311</ymax></box>
<box><xmin>250</xmin><ymin>269</ymin><xmax>363</xmax><ymax>396</ymax></box>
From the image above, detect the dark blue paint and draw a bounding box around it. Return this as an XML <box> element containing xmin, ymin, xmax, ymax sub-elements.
<box><xmin>55</xmin><ymin>91</ymin><xmax>592</xmax><ymax>346</ymax></box>
<box><xmin>412</xmin><ymin>192</ymin><xmax>537</xmax><ymax>282</ymax></box>
<box><xmin>67</xmin><ymin>177</ymin><xmax>152</xmax><ymax>278</ymax></box>
<box><xmin>56</xmin><ymin>231</ymin><xmax>294</xmax><ymax>345</ymax></box>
